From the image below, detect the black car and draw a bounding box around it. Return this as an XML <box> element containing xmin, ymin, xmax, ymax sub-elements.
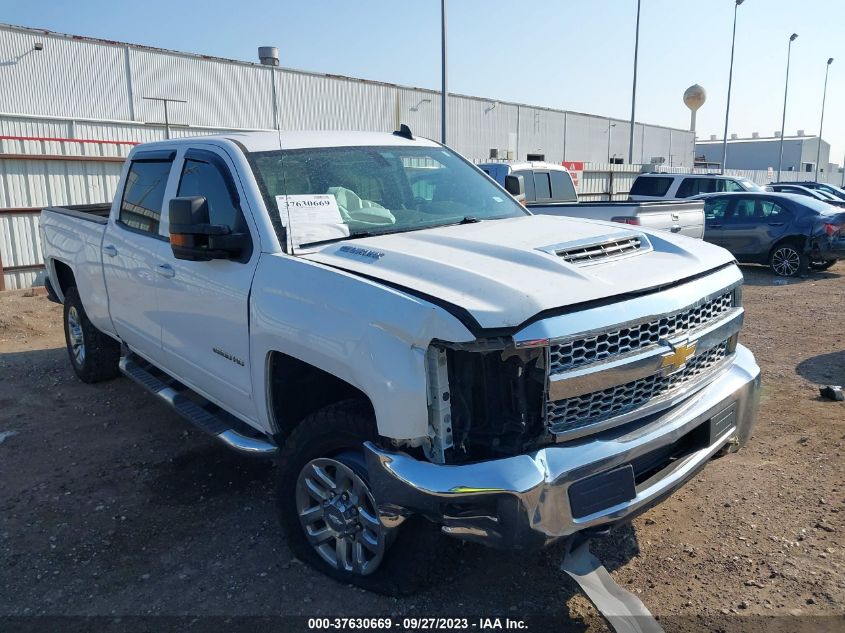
<box><xmin>770</xmin><ymin>181</ymin><xmax>845</xmax><ymax>202</ymax></box>
<box><xmin>695</xmin><ymin>192</ymin><xmax>845</xmax><ymax>277</ymax></box>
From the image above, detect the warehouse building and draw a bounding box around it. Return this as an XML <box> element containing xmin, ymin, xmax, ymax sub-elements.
<box><xmin>1</xmin><ymin>22</ymin><xmax>700</xmax><ymax>290</ymax></box>
<box><xmin>695</xmin><ymin>132</ymin><xmax>836</xmax><ymax>176</ymax></box>
<box><xmin>0</xmin><ymin>23</ymin><xmax>694</xmax><ymax>166</ymax></box>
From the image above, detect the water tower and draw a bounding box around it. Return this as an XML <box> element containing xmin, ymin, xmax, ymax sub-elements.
<box><xmin>683</xmin><ymin>84</ymin><xmax>707</xmax><ymax>134</ymax></box>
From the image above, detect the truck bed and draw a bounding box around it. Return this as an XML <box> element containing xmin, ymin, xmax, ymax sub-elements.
<box><xmin>526</xmin><ymin>200</ymin><xmax>704</xmax><ymax>239</ymax></box>
<box><xmin>43</xmin><ymin>203</ymin><xmax>112</xmax><ymax>224</ymax></box>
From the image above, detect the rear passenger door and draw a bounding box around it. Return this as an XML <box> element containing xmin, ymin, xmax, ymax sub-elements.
<box><xmin>155</xmin><ymin>147</ymin><xmax>260</xmax><ymax>421</ymax></box>
<box><xmin>102</xmin><ymin>150</ymin><xmax>175</xmax><ymax>365</ymax></box>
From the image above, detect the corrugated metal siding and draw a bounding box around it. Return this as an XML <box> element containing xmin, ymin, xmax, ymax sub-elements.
<box><xmin>1</xmin><ymin>213</ymin><xmax>43</xmax><ymax>290</ymax></box>
<box><xmin>0</xmin><ymin>26</ymin><xmax>131</xmax><ymax>120</ymax></box>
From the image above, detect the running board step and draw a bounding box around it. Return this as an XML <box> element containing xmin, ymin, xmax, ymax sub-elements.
<box><xmin>119</xmin><ymin>355</ymin><xmax>277</xmax><ymax>456</ymax></box>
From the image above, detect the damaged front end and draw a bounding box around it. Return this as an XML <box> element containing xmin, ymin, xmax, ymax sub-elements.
<box><xmin>422</xmin><ymin>340</ymin><xmax>548</xmax><ymax>465</ymax></box>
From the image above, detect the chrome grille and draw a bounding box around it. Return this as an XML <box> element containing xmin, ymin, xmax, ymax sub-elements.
<box><xmin>547</xmin><ymin>342</ymin><xmax>729</xmax><ymax>434</ymax></box>
<box><xmin>549</xmin><ymin>292</ymin><xmax>732</xmax><ymax>374</ymax></box>
<box><xmin>557</xmin><ymin>236</ymin><xmax>643</xmax><ymax>264</ymax></box>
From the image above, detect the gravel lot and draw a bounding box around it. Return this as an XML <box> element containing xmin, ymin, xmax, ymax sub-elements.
<box><xmin>1</xmin><ymin>264</ymin><xmax>844</xmax><ymax>632</ymax></box>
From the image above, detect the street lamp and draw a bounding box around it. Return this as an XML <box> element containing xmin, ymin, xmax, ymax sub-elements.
<box><xmin>815</xmin><ymin>57</ymin><xmax>834</xmax><ymax>182</ymax></box>
<box><xmin>440</xmin><ymin>0</ymin><xmax>448</xmax><ymax>144</ymax></box>
<box><xmin>628</xmin><ymin>0</ymin><xmax>641</xmax><ymax>164</ymax></box>
<box><xmin>777</xmin><ymin>33</ymin><xmax>799</xmax><ymax>181</ymax></box>
<box><xmin>721</xmin><ymin>0</ymin><xmax>744</xmax><ymax>174</ymax></box>
<box><xmin>607</xmin><ymin>122</ymin><xmax>617</xmax><ymax>162</ymax></box>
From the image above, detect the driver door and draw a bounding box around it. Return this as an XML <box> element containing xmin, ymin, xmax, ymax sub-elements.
<box><xmin>155</xmin><ymin>147</ymin><xmax>260</xmax><ymax>421</ymax></box>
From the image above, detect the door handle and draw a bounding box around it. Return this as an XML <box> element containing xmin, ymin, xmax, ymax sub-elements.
<box><xmin>103</xmin><ymin>244</ymin><xmax>118</xmax><ymax>257</ymax></box>
<box><xmin>156</xmin><ymin>263</ymin><xmax>176</xmax><ymax>279</ymax></box>
<box><xmin>709</xmin><ymin>223</ymin><xmax>722</xmax><ymax>228</ymax></box>
<box><xmin>767</xmin><ymin>222</ymin><xmax>784</xmax><ymax>227</ymax></box>
<box><xmin>670</xmin><ymin>224</ymin><xmax>682</xmax><ymax>233</ymax></box>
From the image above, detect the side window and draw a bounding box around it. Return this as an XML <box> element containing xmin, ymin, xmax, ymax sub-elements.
<box><xmin>704</xmin><ymin>198</ymin><xmax>730</xmax><ymax>219</ymax></box>
<box><xmin>759</xmin><ymin>200</ymin><xmax>788</xmax><ymax>219</ymax></box>
<box><xmin>177</xmin><ymin>158</ymin><xmax>246</xmax><ymax>232</ymax></box>
<box><xmin>630</xmin><ymin>176</ymin><xmax>673</xmax><ymax>197</ymax></box>
<box><xmin>512</xmin><ymin>170</ymin><xmax>536</xmax><ymax>202</ymax></box>
<box><xmin>724</xmin><ymin>180</ymin><xmax>745</xmax><ymax>192</ymax></box>
<box><xmin>533</xmin><ymin>171</ymin><xmax>552</xmax><ymax>200</ymax></box>
<box><xmin>119</xmin><ymin>160</ymin><xmax>173</xmax><ymax>235</ymax></box>
<box><xmin>550</xmin><ymin>170</ymin><xmax>577</xmax><ymax>202</ymax></box>
<box><xmin>676</xmin><ymin>178</ymin><xmax>697</xmax><ymax>198</ymax></box>
<box><xmin>730</xmin><ymin>198</ymin><xmax>757</xmax><ymax>220</ymax></box>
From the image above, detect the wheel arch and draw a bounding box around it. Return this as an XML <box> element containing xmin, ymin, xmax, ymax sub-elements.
<box><xmin>50</xmin><ymin>258</ymin><xmax>76</xmax><ymax>302</ymax></box>
<box><xmin>768</xmin><ymin>234</ymin><xmax>808</xmax><ymax>260</ymax></box>
<box><xmin>266</xmin><ymin>351</ymin><xmax>376</xmax><ymax>441</ymax></box>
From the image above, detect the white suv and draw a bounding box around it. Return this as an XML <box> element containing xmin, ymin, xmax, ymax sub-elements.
<box><xmin>630</xmin><ymin>173</ymin><xmax>762</xmax><ymax>201</ymax></box>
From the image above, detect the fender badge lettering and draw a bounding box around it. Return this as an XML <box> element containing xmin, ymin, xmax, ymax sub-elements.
<box><xmin>213</xmin><ymin>347</ymin><xmax>245</xmax><ymax>367</ymax></box>
<box><xmin>338</xmin><ymin>245</ymin><xmax>384</xmax><ymax>261</ymax></box>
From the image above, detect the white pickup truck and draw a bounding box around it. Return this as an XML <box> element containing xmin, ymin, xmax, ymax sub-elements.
<box><xmin>41</xmin><ymin>129</ymin><xmax>760</xmax><ymax>595</ymax></box>
<box><xmin>480</xmin><ymin>161</ymin><xmax>706</xmax><ymax>238</ymax></box>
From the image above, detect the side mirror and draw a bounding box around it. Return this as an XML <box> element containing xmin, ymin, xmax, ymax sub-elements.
<box><xmin>505</xmin><ymin>174</ymin><xmax>524</xmax><ymax>197</ymax></box>
<box><xmin>168</xmin><ymin>196</ymin><xmax>249</xmax><ymax>261</ymax></box>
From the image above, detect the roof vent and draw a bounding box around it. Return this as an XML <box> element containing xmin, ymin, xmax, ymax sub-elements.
<box><xmin>797</xmin><ymin>129</ymin><xmax>805</xmax><ymax>136</ymax></box>
<box><xmin>730</xmin><ymin>134</ymin><xmax>738</xmax><ymax>140</ymax></box>
<box><xmin>774</xmin><ymin>131</ymin><xmax>782</xmax><ymax>137</ymax></box>
<box><xmin>751</xmin><ymin>132</ymin><xmax>759</xmax><ymax>139</ymax></box>
<box><xmin>553</xmin><ymin>234</ymin><xmax>650</xmax><ymax>265</ymax></box>
<box><xmin>258</xmin><ymin>46</ymin><xmax>279</xmax><ymax>66</ymax></box>
<box><xmin>710</xmin><ymin>134</ymin><xmax>717</xmax><ymax>141</ymax></box>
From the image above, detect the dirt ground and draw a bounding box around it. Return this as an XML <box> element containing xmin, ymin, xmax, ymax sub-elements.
<box><xmin>1</xmin><ymin>264</ymin><xmax>844</xmax><ymax>632</ymax></box>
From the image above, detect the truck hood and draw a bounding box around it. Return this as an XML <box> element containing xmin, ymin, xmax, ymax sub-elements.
<box><xmin>303</xmin><ymin>215</ymin><xmax>735</xmax><ymax>332</ymax></box>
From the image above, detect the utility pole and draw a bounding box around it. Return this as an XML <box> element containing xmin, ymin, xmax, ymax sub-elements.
<box><xmin>721</xmin><ymin>0</ymin><xmax>744</xmax><ymax>174</ymax></box>
<box><xmin>777</xmin><ymin>33</ymin><xmax>799</xmax><ymax>181</ymax></box>
<box><xmin>815</xmin><ymin>58</ymin><xmax>833</xmax><ymax>182</ymax></box>
<box><xmin>628</xmin><ymin>0</ymin><xmax>641</xmax><ymax>164</ymax></box>
<box><xmin>441</xmin><ymin>0</ymin><xmax>448</xmax><ymax>145</ymax></box>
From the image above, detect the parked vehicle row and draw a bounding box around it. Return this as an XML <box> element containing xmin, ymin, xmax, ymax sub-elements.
<box><xmin>481</xmin><ymin>161</ymin><xmax>705</xmax><ymax>238</ymax></box>
<box><xmin>629</xmin><ymin>173</ymin><xmax>762</xmax><ymax>201</ymax></box>
<box><xmin>41</xmin><ymin>129</ymin><xmax>760</xmax><ymax>594</ymax></box>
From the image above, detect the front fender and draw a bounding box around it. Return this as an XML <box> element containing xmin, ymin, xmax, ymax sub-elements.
<box><xmin>249</xmin><ymin>253</ymin><xmax>475</xmax><ymax>439</ymax></box>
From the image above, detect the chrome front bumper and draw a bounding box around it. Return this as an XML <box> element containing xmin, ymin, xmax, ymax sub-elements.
<box><xmin>365</xmin><ymin>344</ymin><xmax>760</xmax><ymax>549</ymax></box>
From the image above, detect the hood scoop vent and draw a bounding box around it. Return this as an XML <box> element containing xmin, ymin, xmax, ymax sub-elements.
<box><xmin>549</xmin><ymin>233</ymin><xmax>651</xmax><ymax>265</ymax></box>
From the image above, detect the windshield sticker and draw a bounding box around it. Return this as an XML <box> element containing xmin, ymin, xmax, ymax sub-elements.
<box><xmin>276</xmin><ymin>194</ymin><xmax>350</xmax><ymax>250</ymax></box>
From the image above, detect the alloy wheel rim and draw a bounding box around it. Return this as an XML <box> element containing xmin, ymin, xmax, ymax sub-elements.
<box><xmin>67</xmin><ymin>306</ymin><xmax>85</xmax><ymax>365</ymax></box>
<box><xmin>295</xmin><ymin>457</ymin><xmax>387</xmax><ymax>576</ymax></box>
<box><xmin>772</xmin><ymin>247</ymin><xmax>800</xmax><ymax>276</ymax></box>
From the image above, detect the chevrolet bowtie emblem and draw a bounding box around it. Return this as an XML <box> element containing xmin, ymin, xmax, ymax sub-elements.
<box><xmin>660</xmin><ymin>340</ymin><xmax>697</xmax><ymax>373</ymax></box>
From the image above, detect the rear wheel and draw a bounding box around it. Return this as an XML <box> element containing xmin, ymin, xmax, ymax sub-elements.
<box><xmin>63</xmin><ymin>287</ymin><xmax>121</xmax><ymax>383</ymax></box>
<box><xmin>810</xmin><ymin>259</ymin><xmax>837</xmax><ymax>271</ymax></box>
<box><xmin>276</xmin><ymin>400</ymin><xmax>455</xmax><ymax>595</ymax></box>
<box><xmin>769</xmin><ymin>243</ymin><xmax>808</xmax><ymax>277</ymax></box>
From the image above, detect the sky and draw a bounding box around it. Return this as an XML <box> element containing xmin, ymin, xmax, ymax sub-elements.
<box><xmin>5</xmin><ymin>0</ymin><xmax>845</xmax><ymax>163</ymax></box>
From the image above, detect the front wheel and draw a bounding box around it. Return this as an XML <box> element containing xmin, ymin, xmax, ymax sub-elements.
<box><xmin>810</xmin><ymin>259</ymin><xmax>837</xmax><ymax>271</ymax></box>
<box><xmin>276</xmin><ymin>400</ymin><xmax>455</xmax><ymax>595</ymax></box>
<box><xmin>769</xmin><ymin>244</ymin><xmax>808</xmax><ymax>277</ymax></box>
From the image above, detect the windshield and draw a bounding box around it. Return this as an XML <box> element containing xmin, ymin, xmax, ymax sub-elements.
<box><xmin>248</xmin><ymin>145</ymin><xmax>528</xmax><ymax>251</ymax></box>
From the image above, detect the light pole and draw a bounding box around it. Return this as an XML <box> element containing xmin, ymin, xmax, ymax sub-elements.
<box><xmin>815</xmin><ymin>57</ymin><xmax>834</xmax><ymax>182</ymax></box>
<box><xmin>440</xmin><ymin>0</ymin><xmax>448</xmax><ymax>145</ymax></box>
<box><xmin>628</xmin><ymin>0</ymin><xmax>641</xmax><ymax>164</ymax></box>
<box><xmin>777</xmin><ymin>33</ymin><xmax>799</xmax><ymax>181</ymax></box>
<box><xmin>721</xmin><ymin>0</ymin><xmax>744</xmax><ymax>174</ymax></box>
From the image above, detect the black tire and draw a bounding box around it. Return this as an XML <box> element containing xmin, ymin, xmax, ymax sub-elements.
<box><xmin>63</xmin><ymin>286</ymin><xmax>121</xmax><ymax>383</ymax></box>
<box><xmin>276</xmin><ymin>400</ymin><xmax>456</xmax><ymax>595</ymax></box>
<box><xmin>810</xmin><ymin>259</ymin><xmax>837</xmax><ymax>271</ymax></box>
<box><xmin>769</xmin><ymin>242</ymin><xmax>809</xmax><ymax>277</ymax></box>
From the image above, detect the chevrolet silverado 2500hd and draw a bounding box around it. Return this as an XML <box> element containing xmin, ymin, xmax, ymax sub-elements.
<box><xmin>480</xmin><ymin>161</ymin><xmax>705</xmax><ymax>238</ymax></box>
<box><xmin>41</xmin><ymin>129</ymin><xmax>760</xmax><ymax>595</ymax></box>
